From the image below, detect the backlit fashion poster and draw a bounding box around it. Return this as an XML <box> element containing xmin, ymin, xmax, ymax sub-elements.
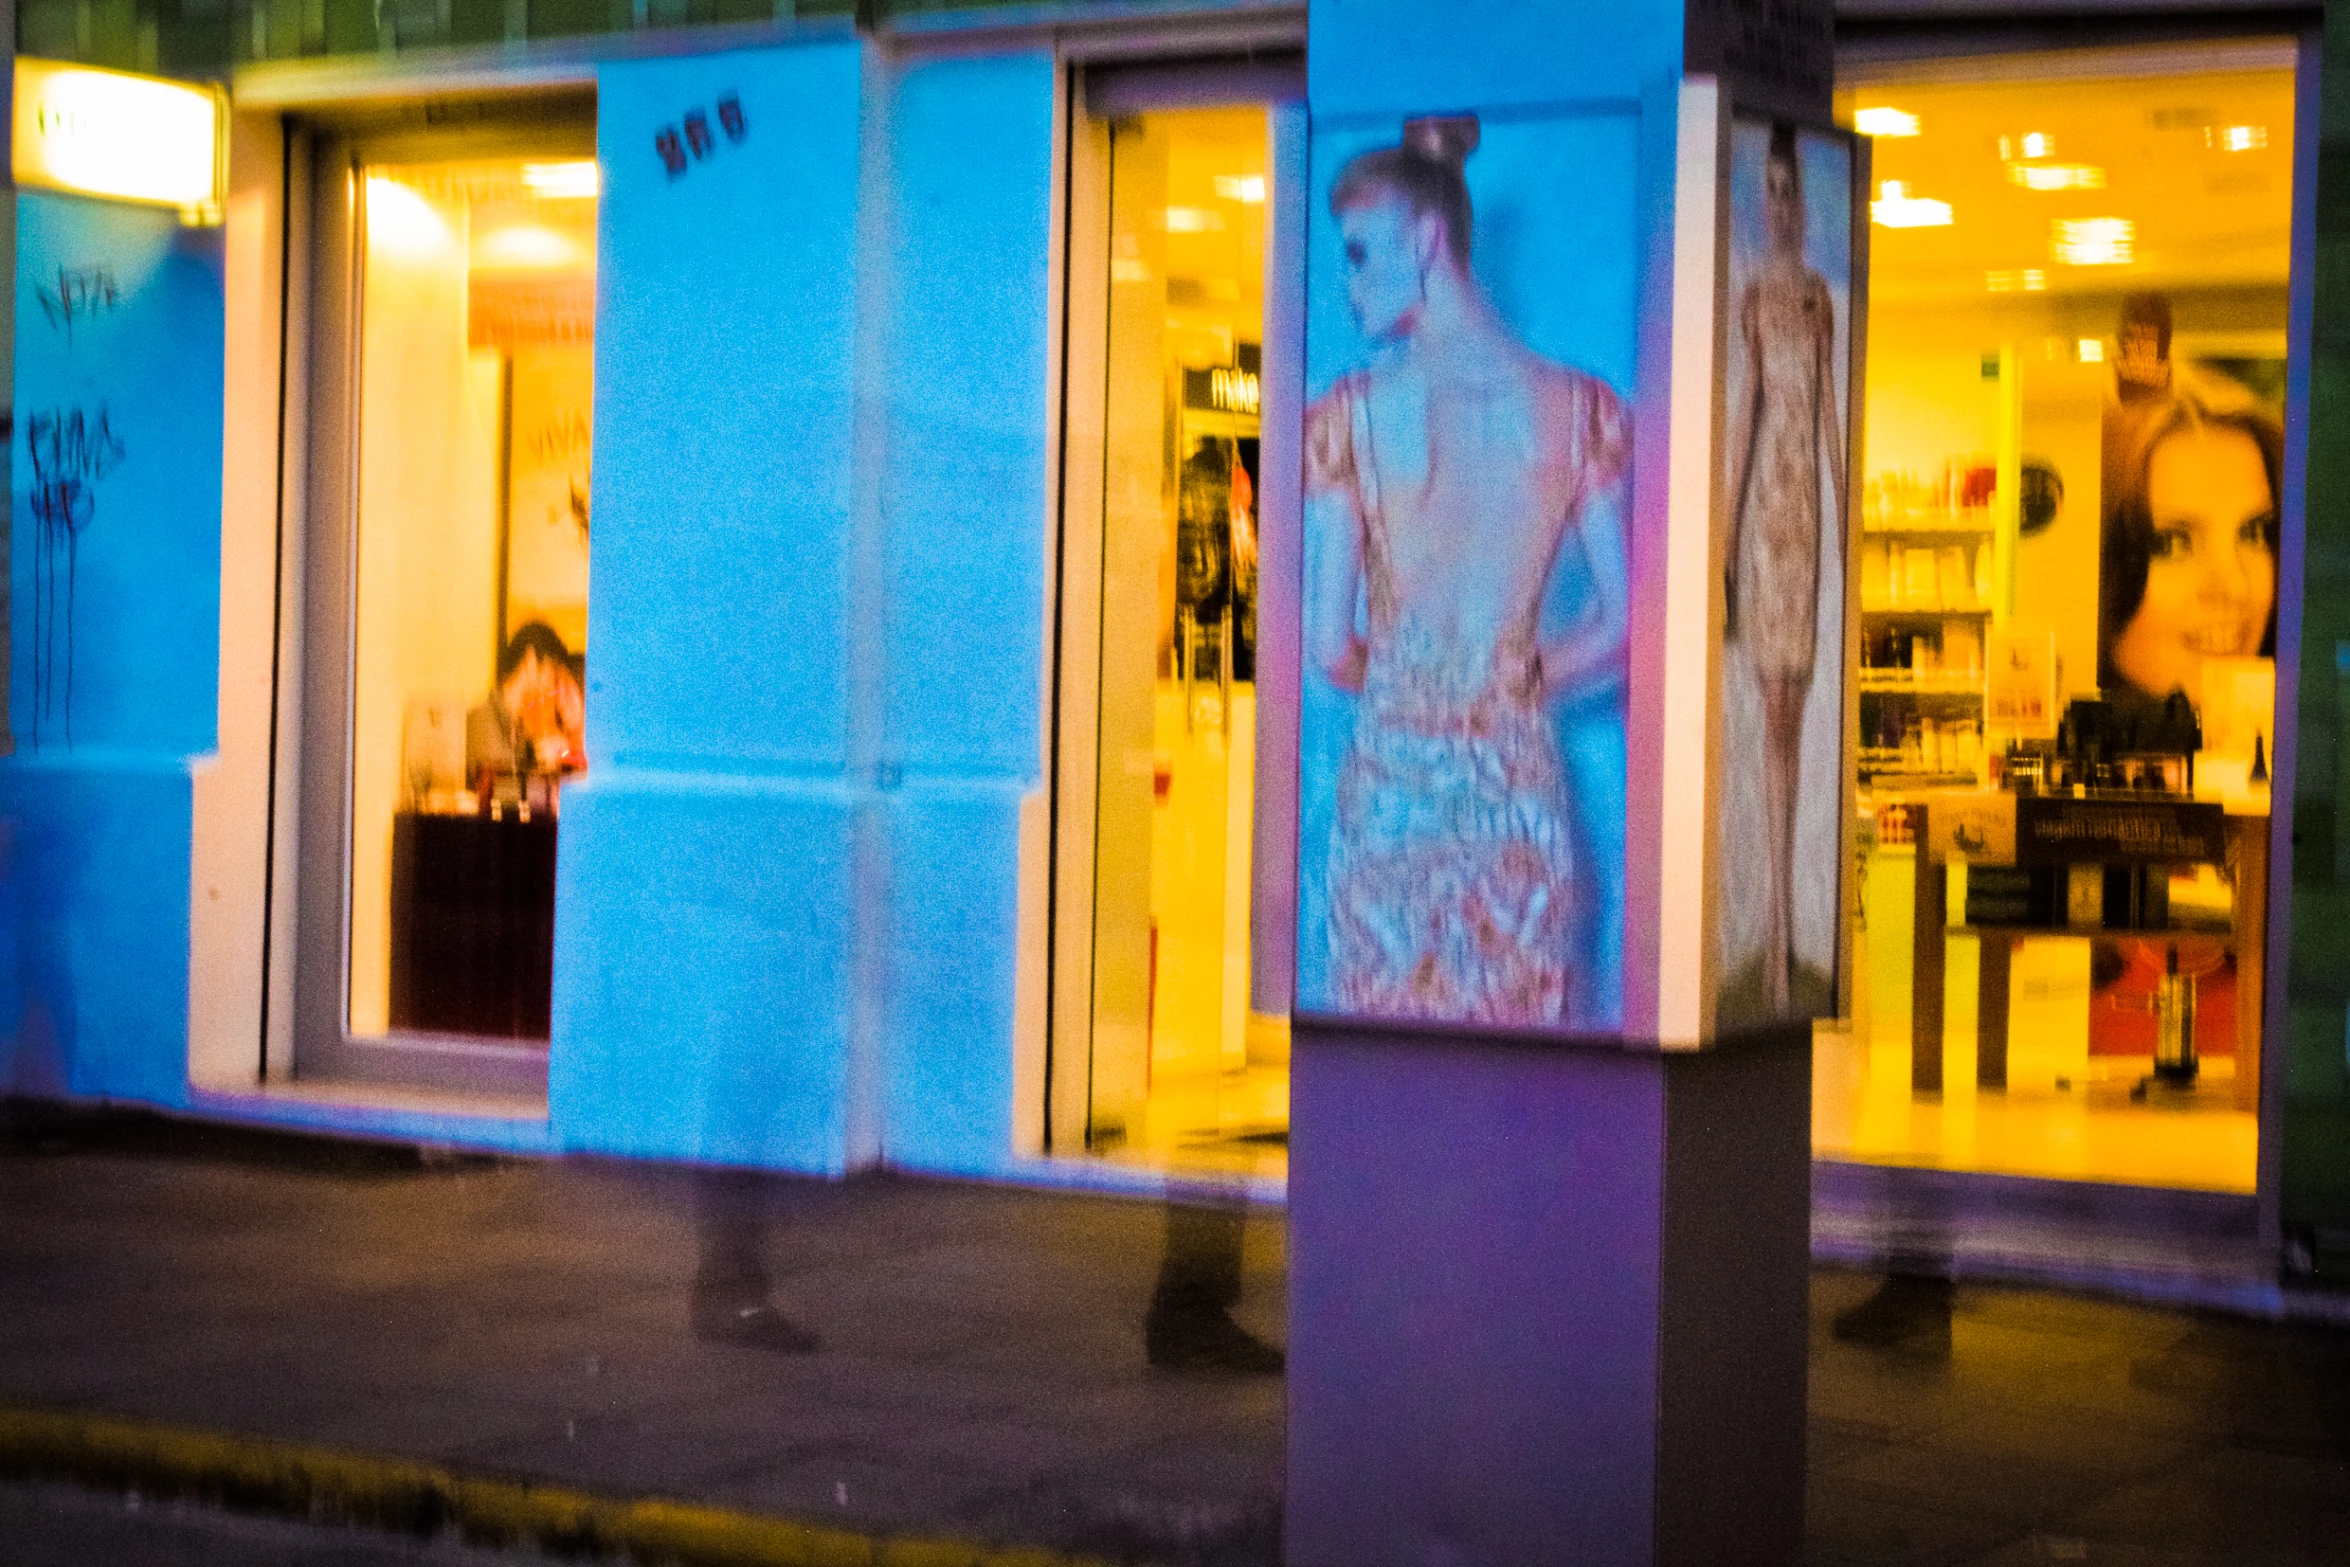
<box><xmin>1714</xmin><ymin>115</ymin><xmax>1855</xmax><ymax>1032</ymax></box>
<box><xmin>1296</xmin><ymin>110</ymin><xmax>1638</xmax><ymax>1032</ymax></box>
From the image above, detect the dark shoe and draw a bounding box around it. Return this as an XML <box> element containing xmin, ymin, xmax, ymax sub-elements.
<box><xmin>692</xmin><ymin>1297</ymin><xmax>820</xmax><ymax>1353</ymax></box>
<box><xmin>1147</xmin><ymin>1308</ymin><xmax>1285</xmax><ymax>1375</ymax></box>
<box><xmin>1831</xmin><ymin>1274</ymin><xmax>1953</xmax><ymax>1358</ymax></box>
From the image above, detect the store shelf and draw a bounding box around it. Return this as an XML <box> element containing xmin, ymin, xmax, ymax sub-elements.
<box><xmin>1858</xmin><ymin>672</ymin><xmax>1987</xmax><ymax>695</ymax></box>
<box><xmin>1861</xmin><ymin>520</ymin><xmax>1996</xmax><ymax>539</ymax></box>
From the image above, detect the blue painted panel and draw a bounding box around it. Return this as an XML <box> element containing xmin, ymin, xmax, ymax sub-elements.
<box><xmin>0</xmin><ymin>756</ymin><xmax>192</xmax><ymax>1107</ymax></box>
<box><xmin>881</xmin><ymin>781</ymin><xmax>1022</xmax><ymax>1174</ymax></box>
<box><xmin>1307</xmin><ymin>0</ymin><xmax>1681</xmax><ymax>117</ymax></box>
<box><xmin>12</xmin><ymin>194</ymin><xmax>223</xmax><ymax>758</ymax></box>
<box><xmin>549</xmin><ymin>769</ymin><xmax>857</xmax><ymax>1171</ymax></box>
<box><xmin>0</xmin><ymin>192</ymin><xmax>224</xmax><ymax>1109</ymax></box>
<box><xmin>879</xmin><ymin>51</ymin><xmax>1054</xmax><ymax>779</ymax></box>
<box><xmin>590</xmin><ymin>41</ymin><xmax>864</xmax><ymax>772</ymax></box>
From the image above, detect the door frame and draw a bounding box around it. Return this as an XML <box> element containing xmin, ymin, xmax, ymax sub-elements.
<box><xmin>278</xmin><ymin>96</ymin><xmax>594</xmax><ymax>1095</ymax></box>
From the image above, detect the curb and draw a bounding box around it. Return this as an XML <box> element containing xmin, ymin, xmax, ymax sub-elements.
<box><xmin>0</xmin><ymin>1405</ymin><xmax>1117</xmax><ymax>1567</ymax></box>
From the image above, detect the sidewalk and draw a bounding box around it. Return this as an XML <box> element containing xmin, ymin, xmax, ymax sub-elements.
<box><xmin>3</xmin><ymin>1106</ymin><xmax>2348</xmax><ymax>1566</ymax></box>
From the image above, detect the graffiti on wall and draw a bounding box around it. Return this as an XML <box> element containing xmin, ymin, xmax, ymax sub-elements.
<box><xmin>25</xmin><ymin>404</ymin><xmax>126</xmax><ymax>747</ymax></box>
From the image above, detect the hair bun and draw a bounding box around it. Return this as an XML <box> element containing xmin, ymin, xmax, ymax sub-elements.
<box><xmin>1403</xmin><ymin>114</ymin><xmax>1480</xmax><ymax>170</ymax></box>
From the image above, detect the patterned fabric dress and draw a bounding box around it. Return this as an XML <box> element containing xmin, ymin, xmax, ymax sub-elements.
<box><xmin>1733</xmin><ymin>266</ymin><xmax>1833</xmax><ymax>681</ymax></box>
<box><xmin>1308</xmin><ymin>368</ymin><xmax>1627</xmax><ymax>1027</ymax></box>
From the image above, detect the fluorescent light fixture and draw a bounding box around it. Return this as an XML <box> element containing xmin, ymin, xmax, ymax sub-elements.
<box><xmin>1853</xmin><ymin>107</ymin><xmax>1920</xmax><ymax>138</ymax></box>
<box><xmin>2053</xmin><ymin>217</ymin><xmax>2135</xmax><ymax>266</ymax></box>
<box><xmin>1986</xmin><ymin>269</ymin><xmax>2047</xmax><ymax>293</ymax></box>
<box><xmin>364</xmin><ymin>177</ymin><xmax>452</xmax><ymax>256</ymax></box>
<box><xmin>2211</xmin><ymin>124</ymin><xmax>2268</xmax><ymax>152</ymax></box>
<box><xmin>1212</xmin><ymin>174</ymin><xmax>1266</xmax><ymax>203</ymax></box>
<box><xmin>475</xmin><ymin>223</ymin><xmax>585</xmax><ymax>270</ymax></box>
<box><xmin>2022</xmin><ymin>131</ymin><xmax>2053</xmax><ymax>159</ymax></box>
<box><xmin>2077</xmin><ymin>338</ymin><xmax>2105</xmax><ymax>363</ymax></box>
<box><xmin>1871</xmin><ymin>180</ymin><xmax>1953</xmax><ymax>229</ymax></box>
<box><xmin>2008</xmin><ymin>162</ymin><xmax>2105</xmax><ymax>192</ymax></box>
<box><xmin>13</xmin><ymin>58</ymin><xmax>223</xmax><ymax>218</ymax></box>
<box><xmin>1163</xmin><ymin>206</ymin><xmax>1226</xmax><ymax>233</ymax></box>
<box><xmin>521</xmin><ymin>161</ymin><xmax>600</xmax><ymax>198</ymax></box>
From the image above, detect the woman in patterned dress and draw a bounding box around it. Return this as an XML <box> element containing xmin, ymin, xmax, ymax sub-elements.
<box><xmin>1306</xmin><ymin>115</ymin><xmax>1630</xmax><ymax>1027</ymax></box>
<box><xmin>1723</xmin><ymin>123</ymin><xmax>1847</xmax><ymax>1015</ymax></box>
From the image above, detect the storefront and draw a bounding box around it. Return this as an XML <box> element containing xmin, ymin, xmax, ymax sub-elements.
<box><xmin>2</xmin><ymin>0</ymin><xmax>2343</xmax><ymax>1289</ymax></box>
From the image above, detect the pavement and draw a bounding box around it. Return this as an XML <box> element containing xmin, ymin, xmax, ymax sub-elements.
<box><xmin>1</xmin><ymin>1105</ymin><xmax>2348</xmax><ymax>1566</ymax></box>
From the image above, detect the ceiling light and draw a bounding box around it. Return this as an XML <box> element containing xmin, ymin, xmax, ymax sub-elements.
<box><xmin>1853</xmin><ymin>107</ymin><xmax>1920</xmax><ymax>138</ymax></box>
<box><xmin>2210</xmin><ymin>124</ymin><xmax>2268</xmax><ymax>152</ymax></box>
<box><xmin>1212</xmin><ymin>174</ymin><xmax>1266</xmax><ymax>203</ymax></box>
<box><xmin>2053</xmin><ymin>217</ymin><xmax>2134</xmax><ymax>266</ymax></box>
<box><xmin>521</xmin><ymin>161</ymin><xmax>600</xmax><ymax>198</ymax></box>
<box><xmin>2008</xmin><ymin>162</ymin><xmax>2105</xmax><ymax>192</ymax></box>
<box><xmin>475</xmin><ymin>223</ymin><xmax>584</xmax><ymax>269</ymax></box>
<box><xmin>1871</xmin><ymin>180</ymin><xmax>1952</xmax><ymax>229</ymax></box>
<box><xmin>1987</xmin><ymin>269</ymin><xmax>2047</xmax><ymax>293</ymax></box>
<box><xmin>365</xmin><ymin>176</ymin><xmax>451</xmax><ymax>255</ymax></box>
<box><xmin>2077</xmin><ymin>338</ymin><xmax>2105</xmax><ymax>363</ymax></box>
<box><xmin>2022</xmin><ymin>132</ymin><xmax>2053</xmax><ymax>159</ymax></box>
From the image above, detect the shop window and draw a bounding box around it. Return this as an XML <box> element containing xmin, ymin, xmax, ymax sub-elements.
<box><xmin>343</xmin><ymin>155</ymin><xmax>597</xmax><ymax>1046</ymax></box>
<box><xmin>1823</xmin><ymin>50</ymin><xmax>2291</xmax><ymax>1192</ymax></box>
<box><xmin>1058</xmin><ymin>102</ymin><xmax>1286</xmax><ymax>1175</ymax></box>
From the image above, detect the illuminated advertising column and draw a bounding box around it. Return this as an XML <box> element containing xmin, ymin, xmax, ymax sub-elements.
<box><xmin>1284</xmin><ymin>4</ymin><xmax>1855</xmax><ymax>1563</ymax></box>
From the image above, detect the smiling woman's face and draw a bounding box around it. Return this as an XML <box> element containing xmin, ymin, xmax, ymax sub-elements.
<box><xmin>1338</xmin><ymin>197</ymin><xmax>1428</xmax><ymax>344</ymax></box>
<box><xmin>2112</xmin><ymin>424</ymin><xmax>2276</xmax><ymax>701</ymax></box>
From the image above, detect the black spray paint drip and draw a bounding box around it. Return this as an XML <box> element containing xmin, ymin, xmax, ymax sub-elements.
<box><xmin>26</xmin><ymin>406</ymin><xmax>126</xmax><ymax>748</ymax></box>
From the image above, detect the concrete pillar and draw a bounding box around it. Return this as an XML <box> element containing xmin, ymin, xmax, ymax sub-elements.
<box><xmin>1285</xmin><ymin>3</ymin><xmax>1839</xmax><ymax>1561</ymax></box>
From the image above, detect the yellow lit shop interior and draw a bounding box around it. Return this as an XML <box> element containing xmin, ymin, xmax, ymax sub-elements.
<box><xmin>1818</xmin><ymin>49</ymin><xmax>2294</xmax><ymax>1193</ymax></box>
<box><xmin>1078</xmin><ymin>104</ymin><xmax>1288</xmax><ymax>1177</ymax></box>
<box><xmin>348</xmin><ymin>156</ymin><xmax>598</xmax><ymax>1045</ymax></box>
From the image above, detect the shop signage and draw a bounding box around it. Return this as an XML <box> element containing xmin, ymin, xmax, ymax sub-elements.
<box><xmin>2014</xmin><ymin>796</ymin><xmax>2226</xmax><ymax>865</ymax></box>
<box><xmin>1182</xmin><ymin>365</ymin><xmax>1261</xmax><ymax>416</ymax></box>
<box><xmin>1919</xmin><ymin>790</ymin><xmax>2016</xmax><ymax>865</ymax></box>
<box><xmin>12</xmin><ymin>58</ymin><xmax>224</xmax><ymax>219</ymax></box>
<box><xmin>1988</xmin><ymin>629</ymin><xmax>2058</xmax><ymax>736</ymax></box>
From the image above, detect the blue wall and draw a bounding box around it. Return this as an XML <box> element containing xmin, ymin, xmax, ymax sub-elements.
<box><xmin>554</xmin><ymin>39</ymin><xmax>869</xmax><ymax>1170</ymax></box>
<box><xmin>556</xmin><ymin>38</ymin><xmax>1053</xmax><ymax>1176</ymax></box>
<box><xmin>868</xmin><ymin>48</ymin><xmax>1055</xmax><ymax>1175</ymax></box>
<box><xmin>0</xmin><ymin>193</ymin><xmax>224</xmax><ymax>1105</ymax></box>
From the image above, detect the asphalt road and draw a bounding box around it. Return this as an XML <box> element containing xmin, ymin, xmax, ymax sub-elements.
<box><xmin>0</xmin><ymin>1480</ymin><xmax>557</xmax><ymax>1567</ymax></box>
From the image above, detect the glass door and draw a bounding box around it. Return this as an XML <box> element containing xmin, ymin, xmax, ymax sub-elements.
<box><xmin>288</xmin><ymin>104</ymin><xmax>598</xmax><ymax>1092</ymax></box>
<box><xmin>1053</xmin><ymin>90</ymin><xmax>1292</xmax><ymax>1176</ymax></box>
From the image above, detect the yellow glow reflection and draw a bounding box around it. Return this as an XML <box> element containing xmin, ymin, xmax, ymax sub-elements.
<box><xmin>2053</xmin><ymin>216</ymin><xmax>2135</xmax><ymax>266</ymax></box>
<box><xmin>1853</xmin><ymin>107</ymin><xmax>1921</xmax><ymax>138</ymax></box>
<box><xmin>1872</xmin><ymin>180</ymin><xmax>1954</xmax><ymax>229</ymax></box>
<box><xmin>13</xmin><ymin>58</ymin><xmax>221</xmax><ymax>215</ymax></box>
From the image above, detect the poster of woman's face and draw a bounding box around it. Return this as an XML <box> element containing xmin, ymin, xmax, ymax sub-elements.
<box><xmin>2096</xmin><ymin>297</ymin><xmax>2281</xmax><ymax>714</ymax></box>
<box><xmin>1713</xmin><ymin>116</ymin><xmax>1855</xmax><ymax>1034</ymax></box>
<box><xmin>1295</xmin><ymin>109</ymin><xmax>1639</xmax><ymax>1033</ymax></box>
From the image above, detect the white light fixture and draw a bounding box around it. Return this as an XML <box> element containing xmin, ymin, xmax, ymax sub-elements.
<box><xmin>2054</xmin><ymin>217</ymin><xmax>2135</xmax><ymax>266</ymax></box>
<box><xmin>2008</xmin><ymin>162</ymin><xmax>2105</xmax><ymax>192</ymax></box>
<box><xmin>1986</xmin><ymin>269</ymin><xmax>2047</xmax><ymax>293</ymax></box>
<box><xmin>364</xmin><ymin>176</ymin><xmax>452</xmax><ymax>256</ymax></box>
<box><xmin>1212</xmin><ymin>174</ymin><xmax>1266</xmax><ymax>203</ymax></box>
<box><xmin>475</xmin><ymin>223</ymin><xmax>585</xmax><ymax>270</ymax></box>
<box><xmin>13</xmin><ymin>58</ymin><xmax>224</xmax><ymax>220</ymax></box>
<box><xmin>1162</xmin><ymin>206</ymin><xmax>1226</xmax><ymax>234</ymax></box>
<box><xmin>1853</xmin><ymin>107</ymin><xmax>1921</xmax><ymax>138</ymax></box>
<box><xmin>1871</xmin><ymin>180</ymin><xmax>1953</xmax><ymax>229</ymax></box>
<box><xmin>2210</xmin><ymin>124</ymin><xmax>2268</xmax><ymax>152</ymax></box>
<box><xmin>521</xmin><ymin>161</ymin><xmax>600</xmax><ymax>199</ymax></box>
<box><xmin>2077</xmin><ymin>338</ymin><xmax>2106</xmax><ymax>363</ymax></box>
